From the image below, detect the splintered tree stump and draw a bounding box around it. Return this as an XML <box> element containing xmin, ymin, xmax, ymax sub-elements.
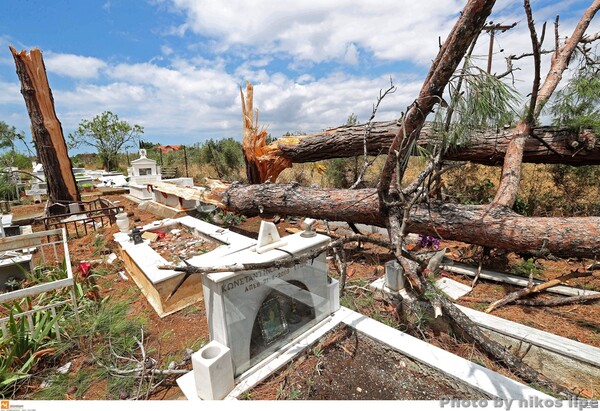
<box><xmin>10</xmin><ymin>46</ymin><xmax>80</xmax><ymax>203</ymax></box>
<box><xmin>241</xmin><ymin>81</ymin><xmax>291</xmax><ymax>183</ymax></box>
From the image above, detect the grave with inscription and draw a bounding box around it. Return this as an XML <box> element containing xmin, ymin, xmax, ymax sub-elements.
<box><xmin>178</xmin><ymin>219</ymin><xmax>339</xmax><ymax>399</ymax></box>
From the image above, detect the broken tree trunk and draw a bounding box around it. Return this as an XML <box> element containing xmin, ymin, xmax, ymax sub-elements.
<box><xmin>202</xmin><ymin>181</ymin><xmax>600</xmax><ymax>259</ymax></box>
<box><xmin>241</xmin><ymin>82</ymin><xmax>291</xmax><ymax>183</ymax></box>
<box><xmin>264</xmin><ymin>121</ymin><xmax>599</xmax><ymax>166</ymax></box>
<box><xmin>10</xmin><ymin>47</ymin><xmax>80</xmax><ymax>203</ymax></box>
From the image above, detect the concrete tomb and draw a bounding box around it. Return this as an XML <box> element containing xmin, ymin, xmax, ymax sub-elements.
<box><xmin>127</xmin><ymin>149</ymin><xmax>162</xmax><ymax>200</ymax></box>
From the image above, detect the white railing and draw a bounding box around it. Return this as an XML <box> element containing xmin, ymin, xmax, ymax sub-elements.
<box><xmin>0</xmin><ymin>228</ymin><xmax>78</xmax><ymax>340</ymax></box>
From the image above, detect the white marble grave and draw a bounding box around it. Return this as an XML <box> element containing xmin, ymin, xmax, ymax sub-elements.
<box><xmin>127</xmin><ymin>149</ymin><xmax>161</xmax><ymax>199</ymax></box>
<box><xmin>178</xmin><ymin>220</ymin><xmax>337</xmax><ymax>399</ymax></box>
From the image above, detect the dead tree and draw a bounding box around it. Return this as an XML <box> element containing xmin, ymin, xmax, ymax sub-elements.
<box><xmin>10</xmin><ymin>47</ymin><xmax>80</xmax><ymax>203</ymax></box>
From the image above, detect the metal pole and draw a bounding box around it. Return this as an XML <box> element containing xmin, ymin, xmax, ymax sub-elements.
<box><xmin>183</xmin><ymin>145</ymin><xmax>189</xmax><ymax>178</ymax></box>
<box><xmin>487</xmin><ymin>31</ymin><xmax>495</xmax><ymax>74</ymax></box>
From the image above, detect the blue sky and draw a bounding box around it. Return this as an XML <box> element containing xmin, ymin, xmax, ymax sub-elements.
<box><xmin>1</xmin><ymin>0</ymin><xmax>598</xmax><ymax>154</ymax></box>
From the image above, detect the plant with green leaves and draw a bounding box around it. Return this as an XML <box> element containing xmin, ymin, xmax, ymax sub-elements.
<box><xmin>550</xmin><ymin>52</ymin><xmax>600</xmax><ymax>134</ymax></box>
<box><xmin>68</xmin><ymin>111</ymin><xmax>144</xmax><ymax>171</ymax></box>
<box><xmin>0</xmin><ymin>307</ymin><xmax>63</xmax><ymax>397</ymax></box>
<box><xmin>199</xmin><ymin>138</ymin><xmax>244</xmax><ymax>180</ymax></box>
<box><xmin>431</xmin><ymin>58</ymin><xmax>520</xmax><ymax>152</ymax></box>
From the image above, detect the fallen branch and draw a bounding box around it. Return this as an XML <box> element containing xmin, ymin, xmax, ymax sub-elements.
<box><xmin>485</xmin><ymin>270</ymin><xmax>593</xmax><ymax>313</ymax></box>
<box><xmin>514</xmin><ymin>293</ymin><xmax>600</xmax><ymax>307</ymax></box>
<box><xmin>160</xmin><ymin>234</ymin><xmax>392</xmax><ymax>300</ymax></box>
<box><xmin>421</xmin><ymin>280</ymin><xmax>574</xmax><ymax>397</ymax></box>
<box><xmin>459</xmin><ymin>294</ymin><xmax>600</xmax><ymax>307</ymax></box>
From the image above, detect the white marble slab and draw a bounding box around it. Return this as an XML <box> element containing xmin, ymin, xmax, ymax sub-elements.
<box><xmin>435</xmin><ymin>277</ymin><xmax>472</xmax><ymax>300</ymax></box>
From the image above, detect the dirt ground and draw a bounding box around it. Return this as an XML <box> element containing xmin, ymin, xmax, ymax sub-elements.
<box><xmin>7</xmin><ymin>193</ymin><xmax>600</xmax><ymax>400</ymax></box>
<box><xmin>244</xmin><ymin>324</ymin><xmax>489</xmax><ymax>400</ymax></box>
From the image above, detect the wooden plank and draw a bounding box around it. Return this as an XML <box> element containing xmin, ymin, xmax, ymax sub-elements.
<box><xmin>457</xmin><ymin>305</ymin><xmax>600</xmax><ymax>367</ymax></box>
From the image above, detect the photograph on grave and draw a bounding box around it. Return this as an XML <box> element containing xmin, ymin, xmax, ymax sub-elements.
<box><xmin>217</xmin><ymin>250</ymin><xmax>331</xmax><ymax>376</ymax></box>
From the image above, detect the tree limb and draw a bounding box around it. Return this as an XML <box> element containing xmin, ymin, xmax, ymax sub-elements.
<box><xmin>485</xmin><ymin>270</ymin><xmax>593</xmax><ymax>313</ymax></box>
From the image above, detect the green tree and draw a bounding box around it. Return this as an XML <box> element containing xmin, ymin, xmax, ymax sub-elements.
<box><xmin>0</xmin><ymin>121</ymin><xmax>25</xmax><ymax>153</ymax></box>
<box><xmin>0</xmin><ymin>121</ymin><xmax>30</xmax><ymax>200</ymax></box>
<box><xmin>200</xmin><ymin>138</ymin><xmax>244</xmax><ymax>180</ymax></box>
<box><xmin>550</xmin><ymin>57</ymin><xmax>600</xmax><ymax>133</ymax></box>
<box><xmin>68</xmin><ymin>111</ymin><xmax>144</xmax><ymax>171</ymax></box>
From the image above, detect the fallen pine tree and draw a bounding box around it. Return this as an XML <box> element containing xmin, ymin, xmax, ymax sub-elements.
<box><xmin>260</xmin><ymin>121</ymin><xmax>599</xmax><ymax>177</ymax></box>
<box><xmin>202</xmin><ymin>181</ymin><xmax>600</xmax><ymax>259</ymax></box>
<box><xmin>192</xmin><ymin>0</ymin><xmax>600</xmax><ymax>398</ymax></box>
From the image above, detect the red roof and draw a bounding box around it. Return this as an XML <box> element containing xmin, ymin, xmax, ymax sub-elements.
<box><xmin>156</xmin><ymin>145</ymin><xmax>182</xmax><ymax>153</ymax></box>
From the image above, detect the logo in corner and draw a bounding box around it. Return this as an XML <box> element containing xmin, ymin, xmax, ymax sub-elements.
<box><xmin>0</xmin><ymin>400</ymin><xmax>9</xmax><ymax>410</ymax></box>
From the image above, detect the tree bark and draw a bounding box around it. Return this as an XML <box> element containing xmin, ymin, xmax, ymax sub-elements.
<box><xmin>10</xmin><ymin>47</ymin><xmax>80</xmax><ymax>203</ymax></box>
<box><xmin>264</xmin><ymin>121</ymin><xmax>599</xmax><ymax>167</ymax></box>
<box><xmin>202</xmin><ymin>182</ymin><xmax>600</xmax><ymax>259</ymax></box>
<box><xmin>514</xmin><ymin>294</ymin><xmax>600</xmax><ymax>307</ymax></box>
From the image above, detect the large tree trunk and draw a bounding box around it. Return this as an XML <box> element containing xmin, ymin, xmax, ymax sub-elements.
<box><xmin>265</xmin><ymin>121</ymin><xmax>599</xmax><ymax>166</ymax></box>
<box><xmin>203</xmin><ymin>182</ymin><xmax>600</xmax><ymax>259</ymax></box>
<box><xmin>10</xmin><ymin>47</ymin><xmax>80</xmax><ymax>203</ymax></box>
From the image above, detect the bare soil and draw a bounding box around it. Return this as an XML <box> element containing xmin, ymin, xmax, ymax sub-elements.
<box><xmin>243</xmin><ymin>324</ymin><xmax>489</xmax><ymax>400</ymax></box>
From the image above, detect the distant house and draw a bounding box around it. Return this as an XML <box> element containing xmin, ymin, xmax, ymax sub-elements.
<box><xmin>156</xmin><ymin>145</ymin><xmax>182</xmax><ymax>154</ymax></box>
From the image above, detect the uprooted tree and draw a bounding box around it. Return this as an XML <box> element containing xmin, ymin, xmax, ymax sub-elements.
<box><xmin>184</xmin><ymin>0</ymin><xmax>600</xmax><ymax>395</ymax></box>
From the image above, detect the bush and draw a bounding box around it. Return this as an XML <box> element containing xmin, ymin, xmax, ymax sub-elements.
<box><xmin>199</xmin><ymin>138</ymin><xmax>244</xmax><ymax>180</ymax></box>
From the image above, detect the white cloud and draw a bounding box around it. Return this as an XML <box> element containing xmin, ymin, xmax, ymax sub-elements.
<box><xmin>2</xmin><ymin>0</ymin><xmax>597</xmax><ymax>152</ymax></box>
<box><xmin>44</xmin><ymin>52</ymin><xmax>107</xmax><ymax>79</ymax></box>
<box><xmin>168</xmin><ymin>0</ymin><xmax>464</xmax><ymax>65</ymax></box>
<box><xmin>0</xmin><ymin>80</ymin><xmax>22</xmax><ymax>104</ymax></box>
<box><xmin>36</xmin><ymin>51</ymin><xmax>420</xmax><ymax>145</ymax></box>
<box><xmin>344</xmin><ymin>43</ymin><xmax>359</xmax><ymax>65</ymax></box>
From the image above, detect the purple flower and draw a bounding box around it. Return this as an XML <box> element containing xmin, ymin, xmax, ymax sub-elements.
<box><xmin>417</xmin><ymin>235</ymin><xmax>440</xmax><ymax>250</ymax></box>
